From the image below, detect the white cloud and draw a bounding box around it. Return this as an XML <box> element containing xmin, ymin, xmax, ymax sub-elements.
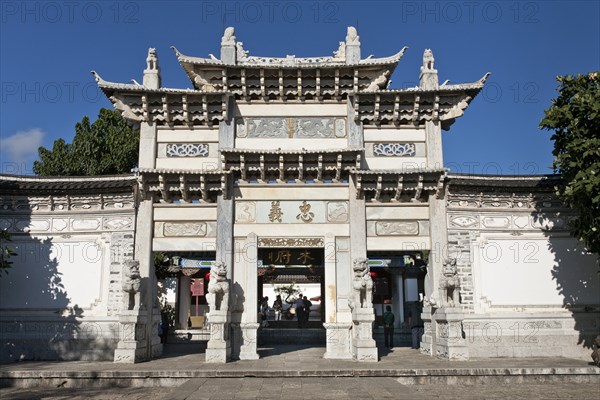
<box><xmin>0</xmin><ymin>129</ymin><xmax>46</xmax><ymax>174</ymax></box>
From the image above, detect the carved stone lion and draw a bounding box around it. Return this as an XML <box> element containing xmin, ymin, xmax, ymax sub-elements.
<box><xmin>146</xmin><ymin>48</ymin><xmax>158</xmax><ymax>70</ymax></box>
<box><xmin>439</xmin><ymin>258</ymin><xmax>460</xmax><ymax>307</ymax></box>
<box><xmin>207</xmin><ymin>261</ymin><xmax>230</xmax><ymax>312</ymax></box>
<box><xmin>121</xmin><ymin>259</ymin><xmax>141</xmax><ymax>311</ymax></box>
<box><xmin>348</xmin><ymin>257</ymin><xmax>373</xmax><ymax>310</ymax></box>
<box><xmin>421</xmin><ymin>49</ymin><xmax>435</xmax><ymax>72</ymax></box>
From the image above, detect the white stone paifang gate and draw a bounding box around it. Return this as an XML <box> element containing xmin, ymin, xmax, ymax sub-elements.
<box><xmin>91</xmin><ymin>26</ymin><xmax>489</xmax><ymax>363</ymax></box>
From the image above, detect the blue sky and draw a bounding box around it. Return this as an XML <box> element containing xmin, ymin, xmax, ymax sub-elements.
<box><xmin>1</xmin><ymin>0</ymin><xmax>598</xmax><ymax>175</ymax></box>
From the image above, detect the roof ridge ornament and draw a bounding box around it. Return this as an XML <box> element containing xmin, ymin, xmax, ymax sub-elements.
<box><xmin>419</xmin><ymin>49</ymin><xmax>438</xmax><ymax>90</ymax></box>
<box><xmin>143</xmin><ymin>48</ymin><xmax>161</xmax><ymax>89</ymax></box>
<box><xmin>221</xmin><ymin>26</ymin><xmax>237</xmax><ymax>64</ymax></box>
<box><xmin>345</xmin><ymin>26</ymin><xmax>361</xmax><ymax>64</ymax></box>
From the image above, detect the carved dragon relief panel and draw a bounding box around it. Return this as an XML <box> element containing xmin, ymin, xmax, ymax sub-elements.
<box><xmin>235</xmin><ymin>117</ymin><xmax>346</xmax><ymax>138</ymax></box>
<box><xmin>375</xmin><ymin>221</ymin><xmax>419</xmax><ymax>236</ymax></box>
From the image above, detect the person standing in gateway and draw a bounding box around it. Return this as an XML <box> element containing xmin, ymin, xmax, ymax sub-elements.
<box><xmin>383</xmin><ymin>305</ymin><xmax>395</xmax><ymax>348</ymax></box>
<box><xmin>295</xmin><ymin>295</ymin><xmax>305</xmax><ymax>328</ymax></box>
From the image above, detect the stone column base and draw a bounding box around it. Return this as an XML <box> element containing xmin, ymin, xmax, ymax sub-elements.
<box><xmin>323</xmin><ymin>323</ymin><xmax>352</xmax><ymax>360</ymax></box>
<box><xmin>434</xmin><ymin>308</ymin><xmax>469</xmax><ymax>361</ymax></box>
<box><xmin>351</xmin><ymin>309</ymin><xmax>378</xmax><ymax>362</ymax></box>
<box><xmin>420</xmin><ymin>306</ymin><xmax>435</xmax><ymax>356</ymax></box>
<box><xmin>238</xmin><ymin>323</ymin><xmax>260</xmax><ymax>360</ymax></box>
<box><xmin>114</xmin><ymin>312</ymin><xmax>148</xmax><ymax>363</ymax></box>
<box><xmin>206</xmin><ymin>311</ymin><xmax>231</xmax><ymax>363</ymax></box>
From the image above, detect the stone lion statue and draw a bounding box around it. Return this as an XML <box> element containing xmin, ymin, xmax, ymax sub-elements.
<box><xmin>421</xmin><ymin>49</ymin><xmax>435</xmax><ymax>72</ymax></box>
<box><xmin>146</xmin><ymin>48</ymin><xmax>158</xmax><ymax>70</ymax></box>
<box><xmin>207</xmin><ymin>261</ymin><xmax>230</xmax><ymax>312</ymax></box>
<box><xmin>121</xmin><ymin>259</ymin><xmax>141</xmax><ymax>311</ymax></box>
<box><xmin>439</xmin><ymin>258</ymin><xmax>460</xmax><ymax>307</ymax></box>
<box><xmin>348</xmin><ymin>257</ymin><xmax>373</xmax><ymax>310</ymax></box>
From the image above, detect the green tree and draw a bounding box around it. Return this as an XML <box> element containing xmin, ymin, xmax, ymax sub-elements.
<box><xmin>33</xmin><ymin>108</ymin><xmax>139</xmax><ymax>176</ymax></box>
<box><xmin>540</xmin><ymin>72</ymin><xmax>600</xmax><ymax>256</ymax></box>
<box><xmin>0</xmin><ymin>229</ymin><xmax>17</xmax><ymax>276</ymax></box>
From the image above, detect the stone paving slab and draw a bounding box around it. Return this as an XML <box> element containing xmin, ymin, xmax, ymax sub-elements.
<box><xmin>1</xmin><ymin>346</ymin><xmax>598</xmax><ymax>388</ymax></box>
<box><xmin>1</xmin><ymin>378</ymin><xmax>599</xmax><ymax>399</ymax></box>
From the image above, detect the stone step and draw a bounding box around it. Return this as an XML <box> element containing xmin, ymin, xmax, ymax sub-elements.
<box><xmin>258</xmin><ymin>328</ymin><xmax>326</xmax><ymax>345</ymax></box>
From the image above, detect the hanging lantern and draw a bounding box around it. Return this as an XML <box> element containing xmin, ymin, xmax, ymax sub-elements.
<box><xmin>205</xmin><ymin>272</ymin><xmax>211</xmax><ymax>281</ymax></box>
<box><xmin>370</xmin><ymin>271</ymin><xmax>377</xmax><ymax>279</ymax></box>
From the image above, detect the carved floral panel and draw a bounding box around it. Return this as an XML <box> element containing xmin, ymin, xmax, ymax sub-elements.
<box><xmin>166</xmin><ymin>143</ymin><xmax>209</xmax><ymax>157</ymax></box>
<box><xmin>373</xmin><ymin>143</ymin><xmax>416</xmax><ymax>157</ymax></box>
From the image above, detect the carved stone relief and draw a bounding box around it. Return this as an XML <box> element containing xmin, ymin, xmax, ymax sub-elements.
<box><xmin>235</xmin><ymin>202</ymin><xmax>256</xmax><ymax>223</ymax></box>
<box><xmin>258</xmin><ymin>237</ymin><xmax>324</xmax><ymax>248</ymax></box>
<box><xmin>166</xmin><ymin>143</ymin><xmax>209</xmax><ymax>157</ymax></box>
<box><xmin>449</xmin><ymin>215</ymin><xmax>478</xmax><ymax>228</ymax></box>
<box><xmin>327</xmin><ymin>202</ymin><xmax>349</xmax><ymax>223</ymax></box>
<box><xmin>295</xmin><ymin>118</ymin><xmax>335</xmax><ymax>138</ymax></box>
<box><xmin>103</xmin><ymin>217</ymin><xmax>134</xmax><ymax>231</ymax></box>
<box><xmin>375</xmin><ymin>221</ymin><xmax>419</xmax><ymax>236</ymax></box>
<box><xmin>237</xmin><ymin>117</ymin><xmax>346</xmax><ymax>138</ymax></box>
<box><xmin>14</xmin><ymin>219</ymin><xmax>50</xmax><ymax>232</ymax></box>
<box><xmin>163</xmin><ymin>222</ymin><xmax>207</xmax><ymax>237</ymax></box>
<box><xmin>481</xmin><ymin>217</ymin><xmax>510</xmax><ymax>229</ymax></box>
<box><xmin>72</xmin><ymin>219</ymin><xmax>101</xmax><ymax>231</ymax></box>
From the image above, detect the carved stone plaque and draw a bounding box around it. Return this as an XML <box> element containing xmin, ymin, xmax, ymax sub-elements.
<box><xmin>258</xmin><ymin>237</ymin><xmax>324</xmax><ymax>248</ymax></box>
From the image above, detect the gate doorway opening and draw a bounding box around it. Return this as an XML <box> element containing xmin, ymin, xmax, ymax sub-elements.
<box><xmin>257</xmin><ymin>247</ymin><xmax>326</xmax><ymax>346</ymax></box>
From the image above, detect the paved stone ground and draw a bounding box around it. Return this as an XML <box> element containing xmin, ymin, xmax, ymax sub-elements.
<box><xmin>1</xmin><ymin>378</ymin><xmax>599</xmax><ymax>399</ymax></box>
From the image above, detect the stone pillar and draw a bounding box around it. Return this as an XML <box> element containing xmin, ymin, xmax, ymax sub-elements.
<box><xmin>178</xmin><ymin>275</ymin><xmax>191</xmax><ymax>329</ymax></box>
<box><xmin>324</xmin><ymin>236</ymin><xmax>352</xmax><ymax>360</ymax></box>
<box><xmin>238</xmin><ymin>233</ymin><xmax>259</xmax><ymax>360</ymax></box>
<box><xmin>395</xmin><ymin>274</ymin><xmax>404</xmax><ymax>327</ymax></box>
<box><xmin>207</xmin><ymin>93</ymin><xmax>235</xmax><ymax>363</ymax></box>
<box><xmin>114</xmin><ymin>195</ymin><xmax>162</xmax><ymax>362</ymax></box>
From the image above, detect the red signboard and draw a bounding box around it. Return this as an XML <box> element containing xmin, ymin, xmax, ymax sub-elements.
<box><xmin>190</xmin><ymin>279</ymin><xmax>204</xmax><ymax>296</ymax></box>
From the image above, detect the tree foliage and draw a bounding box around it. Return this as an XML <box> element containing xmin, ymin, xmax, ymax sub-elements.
<box><xmin>0</xmin><ymin>229</ymin><xmax>17</xmax><ymax>276</ymax></box>
<box><xmin>33</xmin><ymin>108</ymin><xmax>139</xmax><ymax>176</ymax></box>
<box><xmin>540</xmin><ymin>72</ymin><xmax>600</xmax><ymax>256</ymax></box>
